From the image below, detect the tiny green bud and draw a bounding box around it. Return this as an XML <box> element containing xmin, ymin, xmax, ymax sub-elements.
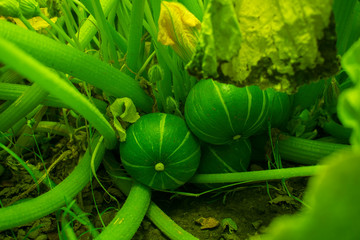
<box><xmin>0</xmin><ymin>0</ymin><xmax>21</xmax><ymax>18</ymax></box>
<box><xmin>19</xmin><ymin>0</ymin><xmax>40</xmax><ymax>19</ymax></box>
<box><xmin>148</xmin><ymin>64</ymin><xmax>164</xmax><ymax>84</ymax></box>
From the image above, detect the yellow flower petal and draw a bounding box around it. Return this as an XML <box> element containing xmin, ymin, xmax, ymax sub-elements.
<box><xmin>158</xmin><ymin>1</ymin><xmax>201</xmax><ymax>63</ymax></box>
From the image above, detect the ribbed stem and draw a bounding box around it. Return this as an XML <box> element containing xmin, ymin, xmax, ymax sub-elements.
<box><xmin>103</xmin><ymin>152</ymin><xmax>199</xmax><ymax>240</ymax></box>
<box><xmin>0</xmin><ymin>36</ymin><xmax>117</xmax><ymax>149</ymax></box>
<box><xmin>0</xmin><ymin>21</ymin><xmax>153</xmax><ymax>112</ymax></box>
<box><xmin>125</xmin><ymin>0</ymin><xmax>146</xmax><ymax>76</ymax></box>
<box><xmin>95</xmin><ymin>182</ymin><xmax>151</xmax><ymax>240</ymax></box>
<box><xmin>0</xmin><ymin>83</ymin><xmax>107</xmax><ymax>112</ymax></box>
<box><xmin>0</xmin><ymin>82</ymin><xmax>48</xmax><ymax>133</ymax></box>
<box><xmin>89</xmin><ymin>0</ymin><xmax>120</xmax><ymax>68</ymax></box>
<box><xmin>277</xmin><ymin>135</ymin><xmax>350</xmax><ymax>165</ymax></box>
<box><xmin>322</xmin><ymin>119</ymin><xmax>352</xmax><ymax>139</ymax></box>
<box><xmin>0</xmin><ymin>134</ymin><xmax>105</xmax><ymax>231</ymax></box>
<box><xmin>28</xmin><ymin>165</ymin><xmax>100</xmax><ymax>238</ymax></box>
<box><xmin>189</xmin><ymin>165</ymin><xmax>323</xmax><ymax>184</ymax></box>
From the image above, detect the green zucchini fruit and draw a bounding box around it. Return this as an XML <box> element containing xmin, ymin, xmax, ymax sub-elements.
<box><xmin>120</xmin><ymin>113</ymin><xmax>201</xmax><ymax>190</ymax></box>
<box><xmin>196</xmin><ymin>139</ymin><xmax>252</xmax><ymax>189</ymax></box>
<box><xmin>266</xmin><ymin>88</ymin><xmax>292</xmax><ymax>129</ymax></box>
<box><xmin>197</xmin><ymin>139</ymin><xmax>252</xmax><ymax>174</ymax></box>
<box><xmin>185</xmin><ymin>79</ymin><xmax>269</xmax><ymax>145</ymax></box>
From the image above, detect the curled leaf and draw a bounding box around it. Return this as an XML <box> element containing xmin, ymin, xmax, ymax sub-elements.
<box><xmin>108</xmin><ymin>98</ymin><xmax>140</xmax><ymax>142</ymax></box>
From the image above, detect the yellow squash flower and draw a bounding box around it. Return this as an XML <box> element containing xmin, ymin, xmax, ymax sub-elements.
<box><xmin>157</xmin><ymin>1</ymin><xmax>201</xmax><ymax>63</ymax></box>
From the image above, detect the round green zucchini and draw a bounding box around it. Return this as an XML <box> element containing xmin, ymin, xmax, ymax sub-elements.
<box><xmin>185</xmin><ymin>79</ymin><xmax>269</xmax><ymax>145</ymax></box>
<box><xmin>266</xmin><ymin>88</ymin><xmax>292</xmax><ymax>129</ymax></box>
<box><xmin>196</xmin><ymin>139</ymin><xmax>252</xmax><ymax>189</ymax></box>
<box><xmin>120</xmin><ymin>113</ymin><xmax>201</xmax><ymax>190</ymax></box>
<box><xmin>197</xmin><ymin>139</ymin><xmax>252</xmax><ymax>174</ymax></box>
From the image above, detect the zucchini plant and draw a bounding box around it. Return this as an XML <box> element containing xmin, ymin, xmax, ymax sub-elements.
<box><xmin>0</xmin><ymin>0</ymin><xmax>357</xmax><ymax>239</ymax></box>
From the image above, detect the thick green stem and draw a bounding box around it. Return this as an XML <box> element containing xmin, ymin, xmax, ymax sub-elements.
<box><xmin>0</xmin><ymin>83</ymin><xmax>108</xmax><ymax>113</ymax></box>
<box><xmin>0</xmin><ymin>134</ymin><xmax>105</xmax><ymax>231</ymax></box>
<box><xmin>75</xmin><ymin>0</ymin><xmax>117</xmax><ymax>50</ymax></box>
<box><xmin>103</xmin><ymin>152</ymin><xmax>199</xmax><ymax>240</ymax></box>
<box><xmin>0</xmin><ymin>82</ymin><xmax>48</xmax><ymax>133</ymax></box>
<box><xmin>28</xmin><ymin>165</ymin><xmax>100</xmax><ymax>238</ymax></box>
<box><xmin>0</xmin><ymin>36</ymin><xmax>117</xmax><ymax>149</ymax></box>
<box><xmin>95</xmin><ymin>182</ymin><xmax>151</xmax><ymax>240</ymax></box>
<box><xmin>35</xmin><ymin>121</ymin><xmax>74</xmax><ymax>137</ymax></box>
<box><xmin>125</xmin><ymin>0</ymin><xmax>146</xmax><ymax>76</ymax></box>
<box><xmin>89</xmin><ymin>0</ymin><xmax>120</xmax><ymax>68</ymax></box>
<box><xmin>0</xmin><ymin>21</ymin><xmax>153</xmax><ymax>112</ymax></box>
<box><xmin>19</xmin><ymin>14</ymin><xmax>35</xmax><ymax>31</ymax></box>
<box><xmin>189</xmin><ymin>165</ymin><xmax>323</xmax><ymax>184</ymax></box>
<box><xmin>322</xmin><ymin>119</ymin><xmax>352</xmax><ymax>139</ymax></box>
<box><xmin>277</xmin><ymin>135</ymin><xmax>350</xmax><ymax>165</ymax></box>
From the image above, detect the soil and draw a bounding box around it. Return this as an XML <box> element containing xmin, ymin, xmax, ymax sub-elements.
<box><xmin>0</xmin><ymin>155</ymin><xmax>308</xmax><ymax>240</ymax></box>
<box><xmin>133</xmin><ymin>177</ymin><xmax>307</xmax><ymax>240</ymax></box>
<box><xmin>0</xmin><ymin>130</ymin><xmax>309</xmax><ymax>240</ymax></box>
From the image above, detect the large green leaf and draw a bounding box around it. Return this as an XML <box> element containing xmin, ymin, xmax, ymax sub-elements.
<box><xmin>259</xmin><ymin>149</ymin><xmax>360</xmax><ymax>240</ymax></box>
<box><xmin>338</xmin><ymin>37</ymin><xmax>360</xmax><ymax>148</ymax></box>
<box><xmin>187</xmin><ymin>0</ymin><xmax>339</xmax><ymax>93</ymax></box>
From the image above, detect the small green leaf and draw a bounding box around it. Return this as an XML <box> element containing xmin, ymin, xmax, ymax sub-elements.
<box><xmin>221</xmin><ymin>218</ymin><xmax>238</xmax><ymax>234</ymax></box>
<box><xmin>109</xmin><ymin>98</ymin><xmax>140</xmax><ymax>142</ymax></box>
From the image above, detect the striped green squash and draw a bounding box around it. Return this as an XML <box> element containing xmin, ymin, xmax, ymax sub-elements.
<box><xmin>196</xmin><ymin>139</ymin><xmax>252</xmax><ymax>189</ymax></box>
<box><xmin>120</xmin><ymin>113</ymin><xmax>201</xmax><ymax>190</ymax></box>
<box><xmin>185</xmin><ymin>79</ymin><xmax>269</xmax><ymax>145</ymax></box>
<box><xmin>197</xmin><ymin>139</ymin><xmax>252</xmax><ymax>174</ymax></box>
<box><xmin>266</xmin><ymin>88</ymin><xmax>292</xmax><ymax>129</ymax></box>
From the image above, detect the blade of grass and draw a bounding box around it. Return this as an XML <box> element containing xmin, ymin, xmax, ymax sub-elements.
<box><xmin>0</xmin><ymin>133</ymin><xmax>105</xmax><ymax>231</ymax></box>
<box><xmin>0</xmin><ymin>142</ymin><xmax>40</xmax><ymax>193</ymax></box>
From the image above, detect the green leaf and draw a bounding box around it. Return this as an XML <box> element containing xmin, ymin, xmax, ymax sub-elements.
<box><xmin>338</xmin><ymin>37</ymin><xmax>360</xmax><ymax>147</ymax></box>
<box><xmin>333</xmin><ymin>0</ymin><xmax>360</xmax><ymax>56</ymax></box>
<box><xmin>221</xmin><ymin>218</ymin><xmax>238</xmax><ymax>234</ymax></box>
<box><xmin>187</xmin><ymin>0</ymin><xmax>339</xmax><ymax>93</ymax></box>
<box><xmin>186</xmin><ymin>0</ymin><xmax>241</xmax><ymax>78</ymax></box>
<box><xmin>260</xmin><ymin>149</ymin><xmax>360</xmax><ymax>240</ymax></box>
<box><xmin>109</xmin><ymin>98</ymin><xmax>140</xmax><ymax>142</ymax></box>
